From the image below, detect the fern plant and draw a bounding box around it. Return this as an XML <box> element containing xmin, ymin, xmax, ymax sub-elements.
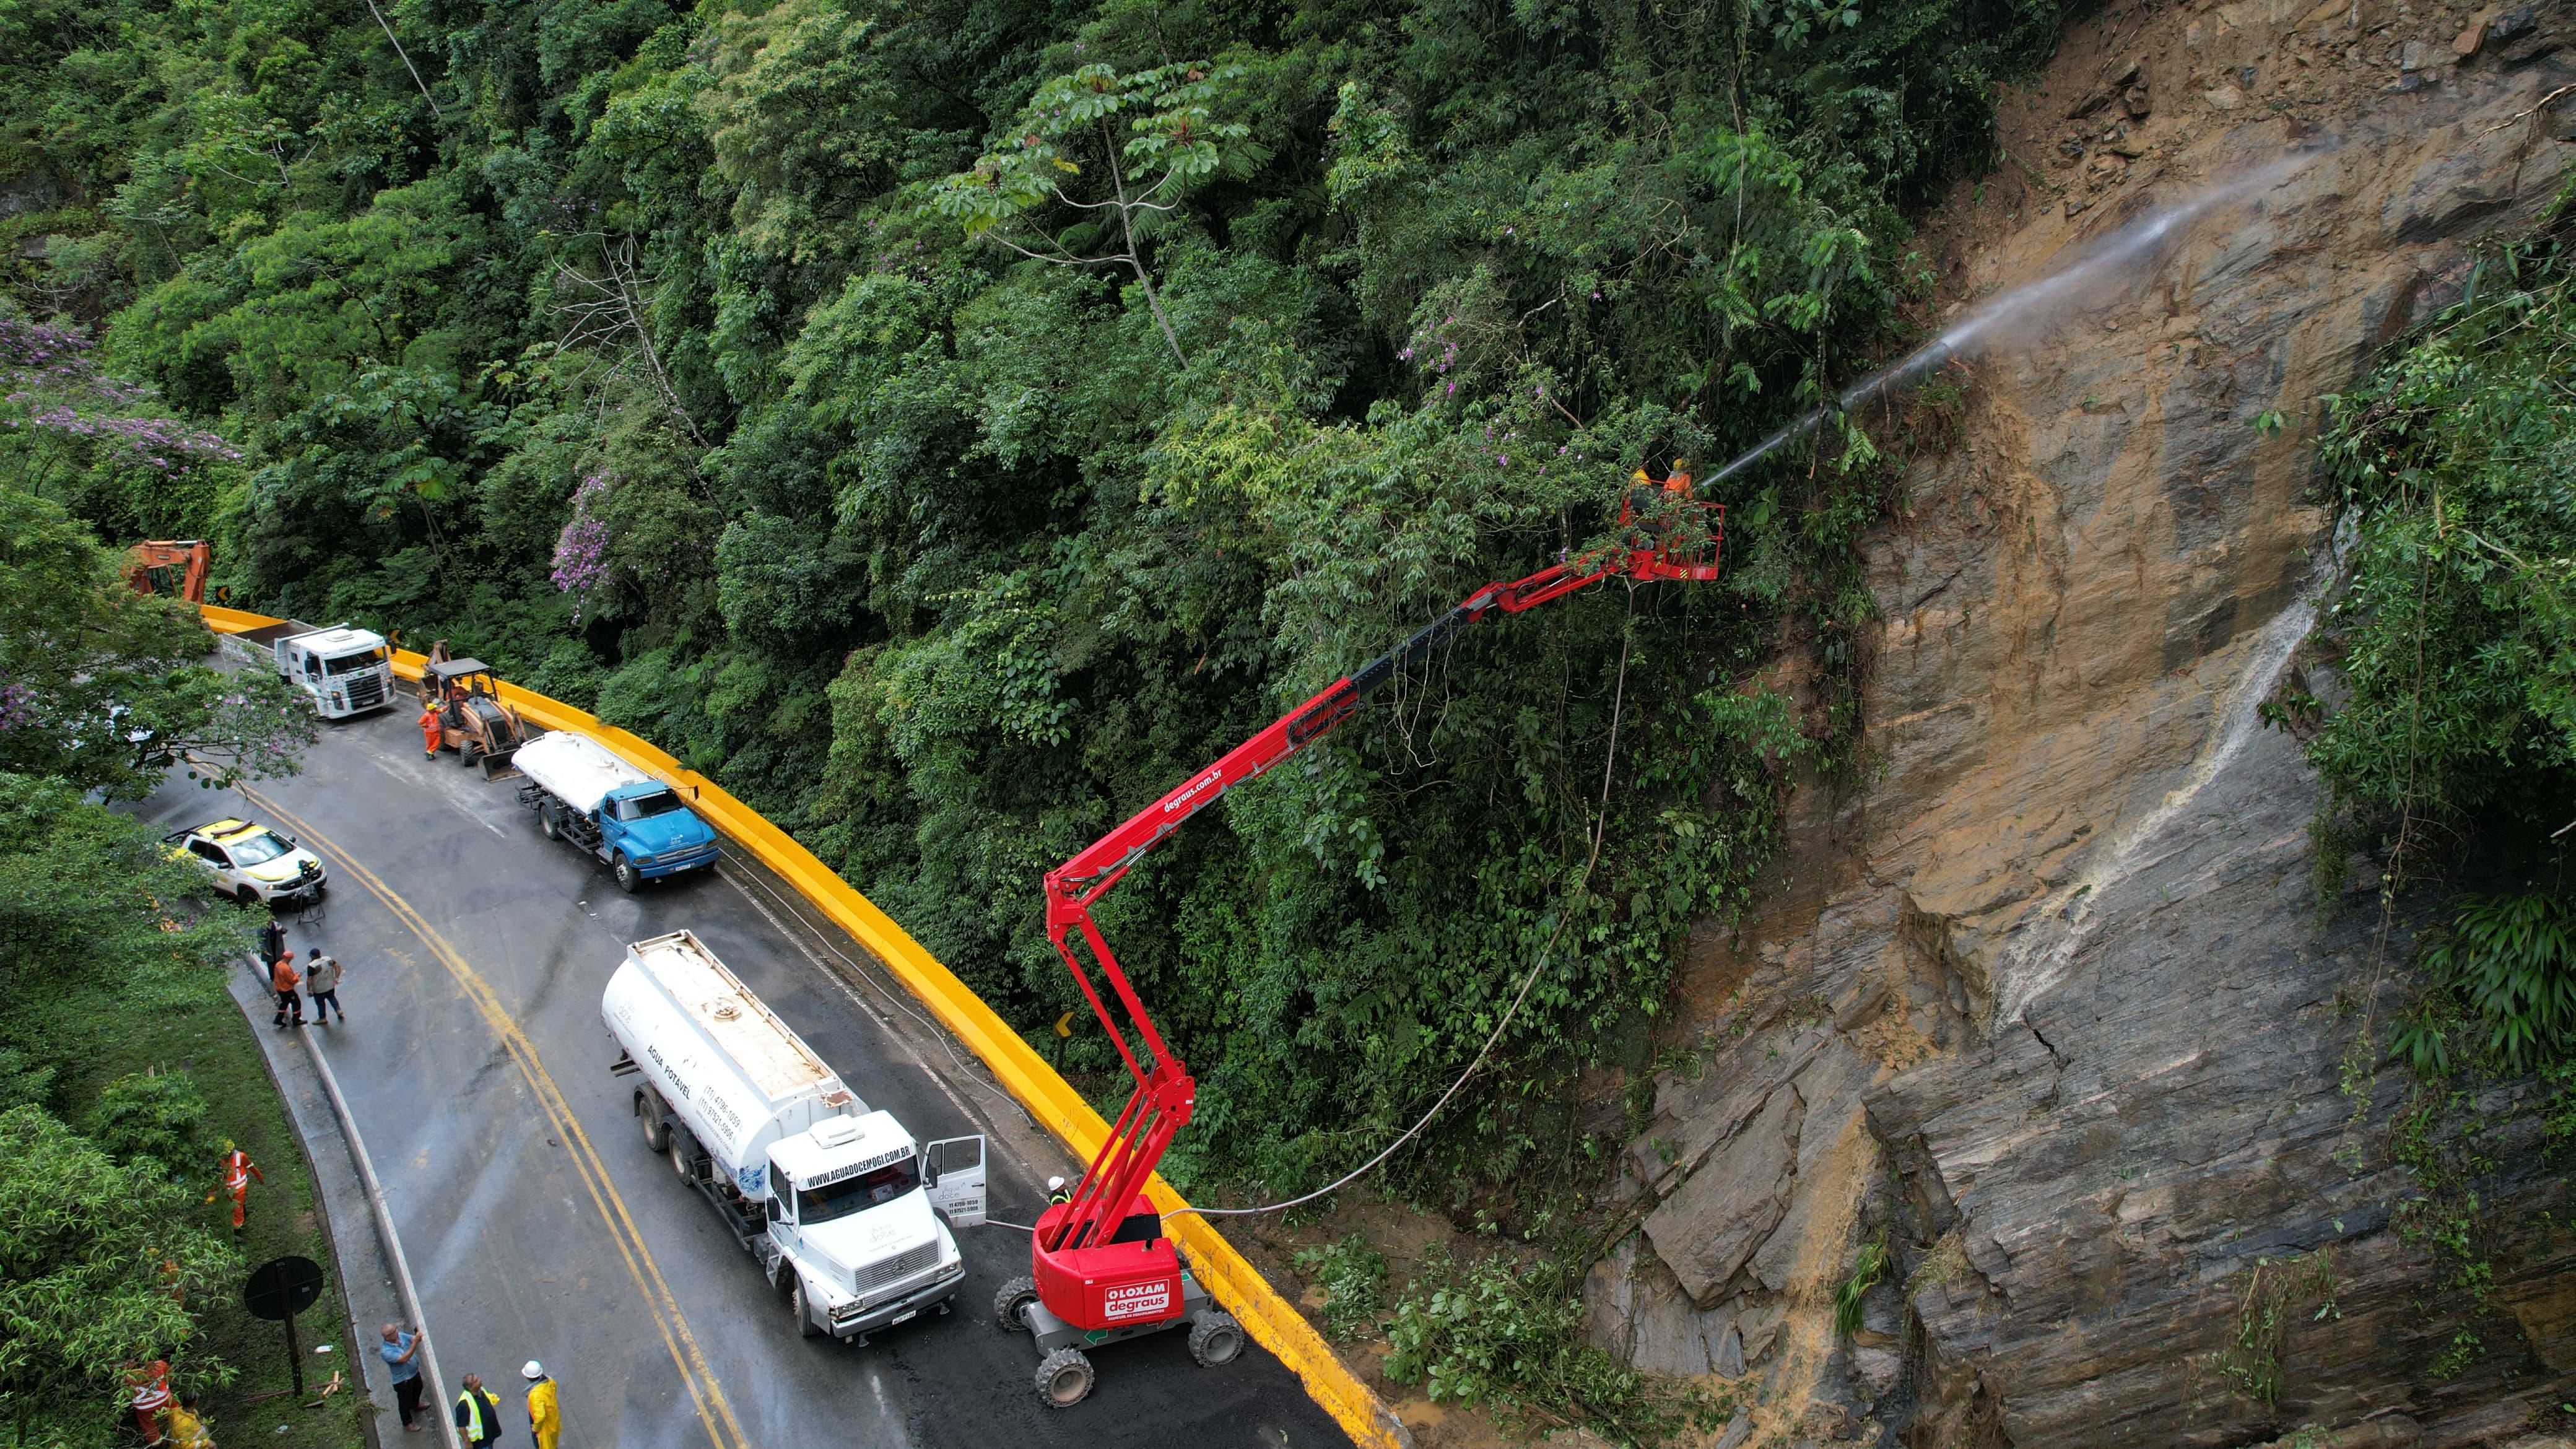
<box><xmin>2397</xmin><ymin>892</ymin><xmax>2576</xmax><ymax>1073</ymax></box>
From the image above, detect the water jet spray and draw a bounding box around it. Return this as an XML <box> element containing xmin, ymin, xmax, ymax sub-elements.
<box><xmin>1702</xmin><ymin>147</ymin><xmax>2333</xmax><ymax>489</ymax></box>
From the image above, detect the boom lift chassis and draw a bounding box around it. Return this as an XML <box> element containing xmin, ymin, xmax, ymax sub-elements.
<box><xmin>995</xmin><ymin>476</ymin><xmax>1722</xmax><ymax>1408</ymax></box>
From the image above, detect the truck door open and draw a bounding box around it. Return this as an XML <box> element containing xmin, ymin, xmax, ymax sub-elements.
<box><xmin>923</xmin><ymin>1136</ymin><xmax>987</xmax><ymax>1228</ymax></box>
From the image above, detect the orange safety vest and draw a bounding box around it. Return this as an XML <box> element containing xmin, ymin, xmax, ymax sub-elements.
<box><xmin>419</xmin><ymin>707</ymin><xmax>442</xmax><ymax>742</ymax></box>
<box><xmin>222</xmin><ymin>1150</ymin><xmax>259</xmax><ymax>1195</ymax></box>
<box><xmin>271</xmin><ymin>957</ymin><xmax>301</xmax><ymax>993</ymax></box>
<box><xmin>127</xmin><ymin>1360</ymin><xmax>171</xmax><ymax>1412</ymax></box>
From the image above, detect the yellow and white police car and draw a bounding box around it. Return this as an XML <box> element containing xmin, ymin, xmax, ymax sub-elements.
<box><xmin>164</xmin><ymin>819</ymin><xmax>328</xmax><ymax>908</ymax></box>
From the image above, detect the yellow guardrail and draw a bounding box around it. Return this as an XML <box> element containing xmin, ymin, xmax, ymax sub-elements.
<box><xmin>198</xmin><ymin>604</ymin><xmax>1408</xmax><ymax>1449</ymax></box>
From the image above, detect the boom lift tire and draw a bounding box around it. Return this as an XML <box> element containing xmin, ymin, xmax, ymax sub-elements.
<box><xmin>613</xmin><ymin>855</ymin><xmax>642</xmax><ymax>894</ymax></box>
<box><xmin>637</xmin><ymin>1089</ymin><xmax>671</xmax><ymax>1153</ymax></box>
<box><xmin>790</xmin><ymin>1276</ymin><xmax>822</xmax><ymax>1339</ymax></box>
<box><xmin>1188</xmin><ymin>1312</ymin><xmax>1243</xmax><ymax>1367</ymax></box>
<box><xmin>993</xmin><ymin>1276</ymin><xmax>1039</xmax><ymax>1333</ymax></box>
<box><xmin>1034</xmin><ymin>1347</ymin><xmax>1094</xmax><ymax>1409</ymax></box>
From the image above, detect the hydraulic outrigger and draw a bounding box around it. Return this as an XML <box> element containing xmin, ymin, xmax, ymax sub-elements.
<box><xmin>992</xmin><ymin>470</ymin><xmax>1724</xmax><ymax>1408</ymax></box>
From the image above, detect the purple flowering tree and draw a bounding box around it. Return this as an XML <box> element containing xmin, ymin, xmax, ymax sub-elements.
<box><xmin>551</xmin><ymin>472</ymin><xmax>614</xmax><ymax>620</ymax></box>
<box><xmin>0</xmin><ymin>319</ymin><xmax>248</xmax><ymax>543</ymax></box>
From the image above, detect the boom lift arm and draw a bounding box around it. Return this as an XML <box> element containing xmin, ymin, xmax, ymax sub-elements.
<box><xmin>1035</xmin><ymin>477</ymin><xmax>1720</xmax><ymax>1266</ymax></box>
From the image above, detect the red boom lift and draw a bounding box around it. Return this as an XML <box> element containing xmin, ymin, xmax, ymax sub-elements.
<box><xmin>991</xmin><ymin>471</ymin><xmax>1723</xmax><ymax>1407</ymax></box>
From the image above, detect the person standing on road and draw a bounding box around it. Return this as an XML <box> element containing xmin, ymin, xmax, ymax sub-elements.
<box><xmin>304</xmin><ymin>948</ymin><xmax>344</xmax><ymax>1024</ymax></box>
<box><xmin>268</xmin><ymin>953</ymin><xmax>303</xmax><ymax>1029</ymax></box>
<box><xmin>455</xmin><ymin>1373</ymin><xmax>503</xmax><ymax>1447</ymax></box>
<box><xmin>379</xmin><ymin>1324</ymin><xmax>426</xmax><ymax>1432</ymax></box>
<box><xmin>520</xmin><ymin>1362</ymin><xmax>559</xmax><ymax>1449</ymax></box>
<box><xmin>418</xmin><ymin>700</ymin><xmax>443</xmax><ymax>762</ymax></box>
<box><xmin>206</xmin><ymin>1142</ymin><xmax>262</xmax><ymax>1234</ymax></box>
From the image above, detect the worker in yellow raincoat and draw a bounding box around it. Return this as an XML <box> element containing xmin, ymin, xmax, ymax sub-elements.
<box><xmin>163</xmin><ymin>1391</ymin><xmax>214</xmax><ymax>1448</ymax></box>
<box><xmin>521</xmin><ymin>1362</ymin><xmax>560</xmax><ymax>1449</ymax></box>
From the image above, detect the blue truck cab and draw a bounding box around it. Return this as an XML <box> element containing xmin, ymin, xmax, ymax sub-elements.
<box><xmin>514</xmin><ymin>729</ymin><xmax>721</xmax><ymax>892</ymax></box>
<box><xmin>599</xmin><ymin>781</ymin><xmax>721</xmax><ymax>882</ymax></box>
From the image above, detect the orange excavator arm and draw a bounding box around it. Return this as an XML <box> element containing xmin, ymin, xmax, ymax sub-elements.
<box><xmin>122</xmin><ymin>540</ymin><xmax>211</xmax><ymax>604</ymax></box>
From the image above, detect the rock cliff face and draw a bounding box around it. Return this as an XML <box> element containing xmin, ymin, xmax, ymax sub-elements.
<box><xmin>1585</xmin><ymin>2</ymin><xmax>2576</xmax><ymax>1443</ymax></box>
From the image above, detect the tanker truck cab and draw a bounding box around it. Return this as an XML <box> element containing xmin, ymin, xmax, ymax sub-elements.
<box><xmin>598</xmin><ymin>781</ymin><xmax>718</xmax><ymax>879</ymax></box>
<box><xmin>763</xmin><ymin>1113</ymin><xmax>978</xmax><ymax>1341</ymax></box>
<box><xmin>603</xmin><ymin>930</ymin><xmax>981</xmax><ymax>1346</ymax></box>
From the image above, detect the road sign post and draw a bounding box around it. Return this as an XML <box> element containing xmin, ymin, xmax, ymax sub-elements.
<box><xmin>244</xmin><ymin>1256</ymin><xmax>325</xmax><ymax>1397</ymax></box>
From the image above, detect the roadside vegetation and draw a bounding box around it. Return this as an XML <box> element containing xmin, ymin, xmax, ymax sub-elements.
<box><xmin>5</xmin><ymin>0</ymin><xmax>2074</xmax><ymax>1439</ymax></box>
<box><xmin>2</xmin><ymin>0</ymin><xmax>2064</xmax><ymax>1198</ymax></box>
<box><xmin>2302</xmin><ymin>186</ymin><xmax>2576</xmax><ymax>1380</ymax></box>
<box><xmin>0</xmin><ymin>492</ymin><xmax>346</xmax><ymax>1445</ymax></box>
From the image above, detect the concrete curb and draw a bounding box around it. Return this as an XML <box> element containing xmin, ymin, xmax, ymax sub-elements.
<box><xmin>199</xmin><ymin>604</ymin><xmax>1411</xmax><ymax>1449</ymax></box>
<box><xmin>221</xmin><ymin>960</ymin><xmax>434</xmax><ymax>1448</ymax></box>
<box><xmin>298</xmin><ymin>1022</ymin><xmax>462</xmax><ymax>1449</ymax></box>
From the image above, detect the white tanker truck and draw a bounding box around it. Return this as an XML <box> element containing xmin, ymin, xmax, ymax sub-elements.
<box><xmin>603</xmin><ymin>929</ymin><xmax>985</xmax><ymax>1342</ymax></box>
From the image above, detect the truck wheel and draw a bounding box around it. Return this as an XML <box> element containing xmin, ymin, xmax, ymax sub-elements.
<box><xmin>790</xmin><ymin>1277</ymin><xmax>823</xmax><ymax>1339</ymax></box>
<box><xmin>637</xmin><ymin>1093</ymin><xmax>670</xmax><ymax>1153</ymax></box>
<box><xmin>671</xmin><ymin>1136</ymin><xmax>697</xmax><ymax>1181</ymax></box>
<box><xmin>613</xmin><ymin>855</ymin><xmax>642</xmax><ymax>893</ymax></box>
<box><xmin>538</xmin><ymin>806</ymin><xmax>560</xmax><ymax>842</ymax></box>
<box><xmin>1035</xmin><ymin>1347</ymin><xmax>1094</xmax><ymax>1409</ymax></box>
<box><xmin>1188</xmin><ymin>1311</ymin><xmax>1244</xmax><ymax>1367</ymax></box>
<box><xmin>993</xmin><ymin>1276</ymin><xmax>1040</xmax><ymax>1333</ymax></box>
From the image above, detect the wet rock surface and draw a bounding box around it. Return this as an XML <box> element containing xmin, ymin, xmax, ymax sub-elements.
<box><xmin>1585</xmin><ymin>2</ymin><xmax>2576</xmax><ymax>1442</ymax></box>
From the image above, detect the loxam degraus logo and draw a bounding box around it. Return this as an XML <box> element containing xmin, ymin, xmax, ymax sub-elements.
<box><xmin>1100</xmin><ymin>1280</ymin><xmax>1172</xmax><ymax>1321</ymax></box>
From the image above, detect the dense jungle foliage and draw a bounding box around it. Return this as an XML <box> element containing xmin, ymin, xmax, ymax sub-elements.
<box><xmin>0</xmin><ymin>494</ymin><xmax>346</xmax><ymax>1445</ymax></box>
<box><xmin>2309</xmin><ymin>189</ymin><xmax>2576</xmax><ymax>1080</ymax></box>
<box><xmin>1</xmin><ymin>0</ymin><xmax>2066</xmax><ymax>1194</ymax></box>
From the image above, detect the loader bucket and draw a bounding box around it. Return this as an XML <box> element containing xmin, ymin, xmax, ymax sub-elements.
<box><xmin>479</xmin><ymin>746</ymin><xmax>521</xmax><ymax>780</ymax></box>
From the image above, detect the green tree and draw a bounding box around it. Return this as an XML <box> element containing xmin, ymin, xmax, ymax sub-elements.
<box><xmin>930</xmin><ymin>62</ymin><xmax>1269</xmax><ymax>363</ymax></box>
<box><xmin>0</xmin><ymin>1105</ymin><xmax>237</xmax><ymax>1446</ymax></box>
<box><xmin>0</xmin><ymin>489</ymin><xmax>314</xmax><ymax>800</ymax></box>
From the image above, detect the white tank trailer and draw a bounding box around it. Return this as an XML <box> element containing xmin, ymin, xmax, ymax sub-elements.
<box><xmin>603</xmin><ymin>929</ymin><xmax>986</xmax><ymax>1342</ymax></box>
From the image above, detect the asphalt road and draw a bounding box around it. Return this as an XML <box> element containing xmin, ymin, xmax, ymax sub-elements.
<box><xmin>137</xmin><ymin>701</ymin><xmax>1344</xmax><ymax>1449</ymax></box>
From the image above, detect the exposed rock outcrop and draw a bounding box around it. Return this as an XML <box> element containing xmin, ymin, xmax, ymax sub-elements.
<box><xmin>1586</xmin><ymin>2</ymin><xmax>2576</xmax><ymax>1443</ymax></box>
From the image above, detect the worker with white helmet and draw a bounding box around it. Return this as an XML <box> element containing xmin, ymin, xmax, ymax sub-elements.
<box><xmin>521</xmin><ymin>1361</ymin><xmax>560</xmax><ymax>1449</ymax></box>
<box><xmin>1045</xmin><ymin>1175</ymin><xmax>1071</xmax><ymax>1206</ymax></box>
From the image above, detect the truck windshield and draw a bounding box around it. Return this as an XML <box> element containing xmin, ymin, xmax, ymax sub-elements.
<box><xmin>614</xmin><ymin>790</ymin><xmax>687</xmax><ymax>821</ymax></box>
<box><xmin>323</xmin><ymin>649</ymin><xmax>386</xmax><ymax>675</ymax></box>
<box><xmin>796</xmin><ymin>1157</ymin><xmax>920</xmax><ymax>1224</ymax></box>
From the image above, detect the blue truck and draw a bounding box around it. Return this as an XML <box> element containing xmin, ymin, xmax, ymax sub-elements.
<box><xmin>512</xmin><ymin>730</ymin><xmax>720</xmax><ymax>891</ymax></box>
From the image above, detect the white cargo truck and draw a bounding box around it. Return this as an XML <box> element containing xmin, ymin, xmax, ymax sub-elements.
<box><xmin>227</xmin><ymin>620</ymin><xmax>396</xmax><ymax>719</ymax></box>
<box><xmin>603</xmin><ymin>930</ymin><xmax>985</xmax><ymax>1343</ymax></box>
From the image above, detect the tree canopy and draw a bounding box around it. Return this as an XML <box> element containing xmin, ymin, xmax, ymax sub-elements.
<box><xmin>3</xmin><ymin>0</ymin><xmax>2062</xmax><ymax>1193</ymax></box>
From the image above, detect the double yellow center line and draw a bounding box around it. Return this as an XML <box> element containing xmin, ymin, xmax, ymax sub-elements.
<box><xmin>241</xmin><ymin>786</ymin><xmax>752</xmax><ymax>1449</ymax></box>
